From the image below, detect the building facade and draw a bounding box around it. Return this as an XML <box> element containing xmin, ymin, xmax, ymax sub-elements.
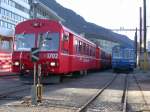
<box><xmin>0</xmin><ymin>0</ymin><xmax>30</xmax><ymax>36</ymax></box>
<box><xmin>29</xmin><ymin>0</ymin><xmax>63</xmax><ymax>21</ymax></box>
<box><xmin>89</xmin><ymin>38</ymin><xmax>119</xmax><ymax>54</ymax></box>
<box><xmin>0</xmin><ymin>0</ymin><xmax>63</xmax><ymax>72</ymax></box>
<box><xmin>0</xmin><ymin>0</ymin><xmax>30</xmax><ymax>72</ymax></box>
<box><xmin>85</xmin><ymin>34</ymin><xmax>119</xmax><ymax>54</ymax></box>
<box><xmin>0</xmin><ymin>0</ymin><xmax>63</xmax><ymax>37</ymax></box>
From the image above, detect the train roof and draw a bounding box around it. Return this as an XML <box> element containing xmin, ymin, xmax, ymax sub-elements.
<box><xmin>61</xmin><ymin>25</ymin><xmax>96</xmax><ymax>47</ymax></box>
<box><xmin>17</xmin><ymin>19</ymin><xmax>97</xmax><ymax>47</ymax></box>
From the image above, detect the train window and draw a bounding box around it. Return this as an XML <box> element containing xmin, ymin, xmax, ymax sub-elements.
<box><xmin>62</xmin><ymin>32</ymin><xmax>69</xmax><ymax>53</ymax></box>
<box><xmin>74</xmin><ymin>39</ymin><xmax>79</xmax><ymax>54</ymax></box>
<box><xmin>91</xmin><ymin>47</ymin><xmax>93</xmax><ymax>56</ymax></box>
<box><xmin>113</xmin><ymin>47</ymin><xmax>122</xmax><ymax>59</ymax></box>
<box><xmin>93</xmin><ymin>48</ymin><xmax>96</xmax><ymax>56</ymax></box>
<box><xmin>63</xmin><ymin>35</ymin><xmax>69</xmax><ymax>41</ymax></box>
<box><xmin>92</xmin><ymin>48</ymin><xmax>95</xmax><ymax>57</ymax></box>
<box><xmin>39</xmin><ymin>32</ymin><xmax>59</xmax><ymax>51</ymax></box>
<box><xmin>79</xmin><ymin>41</ymin><xmax>82</xmax><ymax>54</ymax></box>
<box><xmin>15</xmin><ymin>33</ymin><xmax>35</xmax><ymax>51</ymax></box>
<box><xmin>83</xmin><ymin>43</ymin><xmax>86</xmax><ymax>55</ymax></box>
<box><xmin>86</xmin><ymin>45</ymin><xmax>88</xmax><ymax>55</ymax></box>
<box><xmin>63</xmin><ymin>33</ymin><xmax>69</xmax><ymax>41</ymax></box>
<box><xmin>124</xmin><ymin>49</ymin><xmax>134</xmax><ymax>59</ymax></box>
<box><xmin>91</xmin><ymin>47</ymin><xmax>94</xmax><ymax>56</ymax></box>
<box><xmin>89</xmin><ymin>47</ymin><xmax>92</xmax><ymax>56</ymax></box>
<box><xmin>124</xmin><ymin>49</ymin><xmax>129</xmax><ymax>59</ymax></box>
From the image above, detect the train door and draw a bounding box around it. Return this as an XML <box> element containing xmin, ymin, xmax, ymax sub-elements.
<box><xmin>61</xmin><ymin>32</ymin><xmax>69</xmax><ymax>73</ymax></box>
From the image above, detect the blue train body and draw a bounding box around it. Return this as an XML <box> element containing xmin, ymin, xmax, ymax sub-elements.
<box><xmin>112</xmin><ymin>45</ymin><xmax>136</xmax><ymax>72</ymax></box>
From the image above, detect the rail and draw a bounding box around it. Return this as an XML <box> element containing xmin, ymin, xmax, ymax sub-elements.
<box><xmin>132</xmin><ymin>74</ymin><xmax>150</xmax><ymax>111</ymax></box>
<box><xmin>122</xmin><ymin>74</ymin><xmax>128</xmax><ymax>112</ymax></box>
<box><xmin>76</xmin><ymin>74</ymin><xmax>118</xmax><ymax>112</ymax></box>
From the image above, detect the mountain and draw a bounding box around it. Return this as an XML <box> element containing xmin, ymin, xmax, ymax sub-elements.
<box><xmin>40</xmin><ymin>0</ymin><xmax>134</xmax><ymax>47</ymax></box>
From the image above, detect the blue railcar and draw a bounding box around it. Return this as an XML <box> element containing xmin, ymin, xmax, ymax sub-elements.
<box><xmin>112</xmin><ymin>45</ymin><xmax>136</xmax><ymax>72</ymax></box>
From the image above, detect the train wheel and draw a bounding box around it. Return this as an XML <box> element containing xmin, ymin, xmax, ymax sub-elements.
<box><xmin>83</xmin><ymin>70</ymin><xmax>88</xmax><ymax>75</ymax></box>
<box><xmin>113</xmin><ymin>69</ymin><xmax>116</xmax><ymax>73</ymax></box>
<box><xmin>80</xmin><ymin>70</ymin><xmax>84</xmax><ymax>75</ymax></box>
<box><xmin>129</xmin><ymin>68</ymin><xmax>134</xmax><ymax>73</ymax></box>
<box><xmin>41</xmin><ymin>75</ymin><xmax>61</xmax><ymax>84</ymax></box>
<box><xmin>71</xmin><ymin>72</ymin><xmax>81</xmax><ymax>78</ymax></box>
<box><xmin>20</xmin><ymin>70</ymin><xmax>25</xmax><ymax>76</ymax></box>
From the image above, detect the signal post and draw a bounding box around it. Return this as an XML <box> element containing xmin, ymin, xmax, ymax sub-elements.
<box><xmin>31</xmin><ymin>48</ymin><xmax>43</xmax><ymax>105</ymax></box>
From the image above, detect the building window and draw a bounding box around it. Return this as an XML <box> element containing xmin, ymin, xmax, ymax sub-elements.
<box><xmin>0</xmin><ymin>8</ymin><xmax>27</xmax><ymax>23</ymax></box>
<box><xmin>21</xmin><ymin>0</ymin><xmax>28</xmax><ymax>3</ymax></box>
<box><xmin>1</xmin><ymin>0</ymin><xmax>29</xmax><ymax>13</ymax></box>
<box><xmin>0</xmin><ymin>20</ymin><xmax>15</xmax><ymax>29</ymax></box>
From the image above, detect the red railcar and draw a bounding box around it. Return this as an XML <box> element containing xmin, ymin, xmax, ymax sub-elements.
<box><xmin>0</xmin><ymin>35</ymin><xmax>13</xmax><ymax>72</ymax></box>
<box><xmin>101</xmin><ymin>50</ymin><xmax>112</xmax><ymax>69</ymax></box>
<box><xmin>12</xmin><ymin>19</ymin><xmax>110</xmax><ymax>80</ymax></box>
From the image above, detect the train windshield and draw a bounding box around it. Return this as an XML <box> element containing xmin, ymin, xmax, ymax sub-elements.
<box><xmin>113</xmin><ymin>48</ymin><xmax>122</xmax><ymax>59</ymax></box>
<box><xmin>39</xmin><ymin>32</ymin><xmax>59</xmax><ymax>51</ymax></box>
<box><xmin>15</xmin><ymin>34</ymin><xmax>35</xmax><ymax>51</ymax></box>
<box><xmin>124</xmin><ymin>49</ymin><xmax>134</xmax><ymax>59</ymax></box>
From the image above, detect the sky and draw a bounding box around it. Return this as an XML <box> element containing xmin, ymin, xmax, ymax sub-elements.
<box><xmin>56</xmin><ymin>0</ymin><xmax>150</xmax><ymax>42</ymax></box>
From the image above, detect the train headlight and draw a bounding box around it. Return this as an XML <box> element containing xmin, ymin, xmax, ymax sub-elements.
<box><xmin>50</xmin><ymin>62</ymin><xmax>56</xmax><ymax>67</ymax></box>
<box><xmin>14</xmin><ymin>61</ymin><xmax>19</xmax><ymax>66</ymax></box>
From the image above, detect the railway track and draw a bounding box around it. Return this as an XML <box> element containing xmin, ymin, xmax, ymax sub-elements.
<box><xmin>32</xmin><ymin>73</ymin><xmax>128</xmax><ymax>112</ymax></box>
<box><xmin>75</xmin><ymin>73</ymin><xmax>128</xmax><ymax>112</ymax></box>
<box><xmin>1</xmin><ymin>72</ymin><xmax>150</xmax><ymax>112</ymax></box>
<box><xmin>122</xmin><ymin>74</ymin><xmax>128</xmax><ymax>112</ymax></box>
<box><xmin>126</xmin><ymin>74</ymin><xmax>150</xmax><ymax>112</ymax></box>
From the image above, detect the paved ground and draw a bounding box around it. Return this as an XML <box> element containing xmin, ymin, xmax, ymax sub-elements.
<box><xmin>127</xmin><ymin>69</ymin><xmax>150</xmax><ymax>111</ymax></box>
<box><xmin>0</xmin><ymin>70</ymin><xmax>150</xmax><ymax>112</ymax></box>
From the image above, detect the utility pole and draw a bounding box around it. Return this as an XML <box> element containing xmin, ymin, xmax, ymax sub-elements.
<box><xmin>143</xmin><ymin>0</ymin><xmax>147</xmax><ymax>52</ymax></box>
<box><xmin>134</xmin><ymin>28</ymin><xmax>137</xmax><ymax>67</ymax></box>
<box><xmin>143</xmin><ymin>0</ymin><xmax>147</xmax><ymax>72</ymax></box>
<box><xmin>139</xmin><ymin>7</ymin><xmax>142</xmax><ymax>55</ymax></box>
<box><xmin>139</xmin><ymin>7</ymin><xmax>142</xmax><ymax>68</ymax></box>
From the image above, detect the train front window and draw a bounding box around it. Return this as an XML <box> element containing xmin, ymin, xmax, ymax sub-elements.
<box><xmin>15</xmin><ymin>34</ymin><xmax>35</xmax><ymax>51</ymax></box>
<box><xmin>113</xmin><ymin>48</ymin><xmax>122</xmax><ymax>59</ymax></box>
<box><xmin>39</xmin><ymin>32</ymin><xmax>59</xmax><ymax>51</ymax></box>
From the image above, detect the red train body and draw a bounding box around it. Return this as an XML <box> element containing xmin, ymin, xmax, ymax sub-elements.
<box><xmin>12</xmin><ymin>19</ymin><xmax>111</xmax><ymax>77</ymax></box>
